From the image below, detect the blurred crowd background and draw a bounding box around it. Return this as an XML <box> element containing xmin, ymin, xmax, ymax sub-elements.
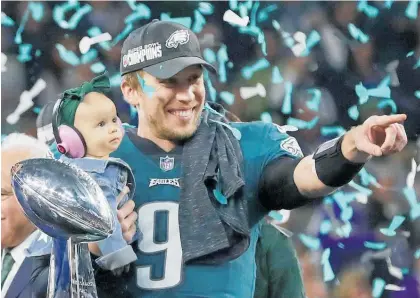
<box><xmin>1</xmin><ymin>1</ymin><xmax>420</xmax><ymax>298</ymax></box>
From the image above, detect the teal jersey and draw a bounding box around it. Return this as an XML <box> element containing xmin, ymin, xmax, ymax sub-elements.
<box><xmin>98</xmin><ymin>121</ymin><xmax>302</xmax><ymax>298</ymax></box>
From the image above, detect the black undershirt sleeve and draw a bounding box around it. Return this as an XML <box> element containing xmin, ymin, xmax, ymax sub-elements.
<box><xmin>258</xmin><ymin>156</ymin><xmax>319</xmax><ymax>211</ymax></box>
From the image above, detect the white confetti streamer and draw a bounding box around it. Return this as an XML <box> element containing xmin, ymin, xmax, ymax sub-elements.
<box><xmin>79</xmin><ymin>32</ymin><xmax>112</xmax><ymax>54</ymax></box>
<box><xmin>6</xmin><ymin>79</ymin><xmax>46</xmax><ymax>125</ymax></box>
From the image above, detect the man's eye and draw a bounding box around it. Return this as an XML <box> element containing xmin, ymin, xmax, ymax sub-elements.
<box><xmin>112</xmin><ymin>117</ymin><xmax>117</xmax><ymax>123</ymax></box>
<box><xmin>98</xmin><ymin>121</ymin><xmax>105</xmax><ymax>127</ymax></box>
<box><xmin>189</xmin><ymin>76</ymin><xmax>199</xmax><ymax>84</ymax></box>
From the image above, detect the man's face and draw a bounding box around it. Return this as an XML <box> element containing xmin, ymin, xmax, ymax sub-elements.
<box><xmin>74</xmin><ymin>92</ymin><xmax>123</xmax><ymax>158</ymax></box>
<box><xmin>1</xmin><ymin>150</ymin><xmax>36</xmax><ymax>249</ymax></box>
<box><xmin>137</xmin><ymin>65</ymin><xmax>206</xmax><ymax>142</ymax></box>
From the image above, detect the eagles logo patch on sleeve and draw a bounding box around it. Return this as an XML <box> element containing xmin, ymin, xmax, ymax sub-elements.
<box><xmin>280</xmin><ymin>137</ymin><xmax>304</xmax><ymax>157</ymax></box>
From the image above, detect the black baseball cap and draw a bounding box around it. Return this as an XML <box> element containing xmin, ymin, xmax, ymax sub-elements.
<box><xmin>120</xmin><ymin>19</ymin><xmax>216</xmax><ymax>79</ymax></box>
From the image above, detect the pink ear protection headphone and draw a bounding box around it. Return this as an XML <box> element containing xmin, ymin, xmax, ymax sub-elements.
<box><xmin>52</xmin><ymin>98</ymin><xmax>125</xmax><ymax>158</ymax></box>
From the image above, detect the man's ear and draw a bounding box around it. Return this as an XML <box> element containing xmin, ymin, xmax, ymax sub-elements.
<box><xmin>121</xmin><ymin>80</ymin><xmax>141</xmax><ymax>106</ymax></box>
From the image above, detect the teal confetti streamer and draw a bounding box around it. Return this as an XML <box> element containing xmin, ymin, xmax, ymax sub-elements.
<box><xmin>241</xmin><ymin>58</ymin><xmax>270</xmax><ymax>79</ymax></box>
<box><xmin>348</xmin><ymin>105</ymin><xmax>359</xmax><ymax>120</ymax></box>
<box><xmin>385</xmin><ymin>0</ymin><xmax>394</xmax><ymax>9</ymax></box>
<box><xmin>53</xmin><ymin>2</ymin><xmax>92</xmax><ymax>30</ymax></box>
<box><xmin>257</xmin><ymin>4</ymin><xmax>277</xmax><ymax>23</ymax></box>
<box><xmin>336</xmin><ymin>221</ymin><xmax>352</xmax><ymax>238</ymax></box>
<box><xmin>125</xmin><ymin>7</ymin><xmax>151</xmax><ymax>24</ymax></box>
<box><xmin>320</xmin><ymin>220</ymin><xmax>332</xmax><ymax>234</ymax></box>
<box><xmin>238</xmin><ymin>3</ymin><xmax>249</xmax><ymax>19</ymax></box>
<box><xmin>321</xmin><ymin>248</ymin><xmax>335</xmax><ymax>281</ymax></box>
<box><xmin>258</xmin><ymin>31</ymin><xmax>267</xmax><ymax>56</ymax></box>
<box><xmin>415</xmin><ymin>249</ymin><xmax>420</xmax><ymax>259</ymax></box>
<box><xmin>111</xmin><ymin>23</ymin><xmax>133</xmax><ymax>47</ymax></box>
<box><xmin>29</xmin><ymin>2</ymin><xmax>44</xmax><ymax>22</ymax></box>
<box><xmin>364</xmin><ymin>241</ymin><xmax>387</xmax><ymax>250</ymax></box>
<box><xmin>415</xmin><ymin>90</ymin><xmax>420</xmax><ymax>99</ymax></box>
<box><xmin>348</xmin><ymin>23</ymin><xmax>370</xmax><ymax>44</ymax></box>
<box><xmin>160</xmin><ymin>13</ymin><xmax>192</xmax><ymax>28</ymax></box>
<box><xmin>227</xmin><ymin>61</ymin><xmax>234</xmax><ymax>68</ymax></box>
<box><xmin>205</xmin><ymin>71</ymin><xmax>217</xmax><ymax>102</ymax></box>
<box><xmin>110</xmin><ymin>73</ymin><xmax>121</xmax><ymax>87</ymax></box>
<box><xmin>217</xmin><ymin>45</ymin><xmax>228</xmax><ymax>83</ymax></box>
<box><xmin>219</xmin><ymin>91</ymin><xmax>235</xmax><ymax>105</ymax></box>
<box><xmin>249</xmin><ymin>1</ymin><xmax>259</xmax><ymax>28</ymax></box>
<box><xmin>372</xmin><ymin>278</ymin><xmax>386</xmax><ymax>298</ymax></box>
<box><xmin>320</xmin><ymin>126</ymin><xmax>346</xmax><ymax>137</ymax></box>
<box><xmin>299</xmin><ymin>234</ymin><xmax>320</xmax><ymax>250</ymax></box>
<box><xmin>80</xmin><ymin>49</ymin><xmax>98</xmax><ymax>64</ymax></box>
<box><xmin>300</xmin><ymin>30</ymin><xmax>321</xmax><ymax>57</ymax></box>
<box><xmin>35</xmin><ymin>49</ymin><xmax>41</xmax><ymax>57</ymax></box>
<box><xmin>90</xmin><ymin>62</ymin><xmax>106</xmax><ymax>73</ymax></box>
<box><xmin>268</xmin><ymin>210</ymin><xmax>283</xmax><ymax>221</ymax></box>
<box><xmin>377</xmin><ymin>99</ymin><xmax>397</xmax><ymax>114</ymax></box>
<box><xmin>355</xmin><ymin>82</ymin><xmax>369</xmax><ymax>104</ymax></box>
<box><xmin>260</xmin><ymin>112</ymin><xmax>272</xmax><ymax>123</ymax></box>
<box><xmin>306</xmin><ymin>88</ymin><xmax>321</xmax><ymax>111</ymax></box>
<box><xmin>340</xmin><ymin>206</ymin><xmax>353</xmax><ymax>221</ymax></box>
<box><xmin>14</xmin><ymin>5</ymin><xmax>30</xmax><ymax>44</ymax></box>
<box><xmin>137</xmin><ymin>73</ymin><xmax>156</xmax><ymax>98</ymax></box>
<box><xmin>407</xmin><ymin>51</ymin><xmax>414</xmax><ymax>57</ymax></box>
<box><xmin>405</xmin><ymin>0</ymin><xmax>419</xmax><ymax>20</ymax></box>
<box><xmin>87</xmin><ymin>27</ymin><xmax>112</xmax><ymax>51</ymax></box>
<box><xmin>239</xmin><ymin>25</ymin><xmax>261</xmax><ymax>38</ymax></box>
<box><xmin>192</xmin><ymin>10</ymin><xmax>206</xmax><ymax>33</ymax></box>
<box><xmin>213</xmin><ymin>188</ymin><xmax>227</xmax><ymax>205</ymax></box>
<box><xmin>414</xmin><ymin>58</ymin><xmax>420</xmax><ymax>69</ymax></box>
<box><xmin>129</xmin><ymin>105</ymin><xmax>137</xmax><ymax>119</ymax></box>
<box><xmin>281</xmin><ymin>81</ymin><xmax>293</xmax><ymax>115</ymax></box>
<box><xmin>368</xmin><ymin>85</ymin><xmax>391</xmax><ymax>99</ymax></box>
<box><xmin>229</xmin><ymin>0</ymin><xmax>238</xmax><ymax>10</ymax></box>
<box><xmin>203</xmin><ymin>48</ymin><xmax>216</xmax><ymax>64</ymax></box>
<box><xmin>32</xmin><ymin>107</ymin><xmax>41</xmax><ymax>114</ymax></box>
<box><xmin>55</xmin><ymin>44</ymin><xmax>80</xmax><ymax>66</ymax></box>
<box><xmin>338</xmin><ymin>242</ymin><xmax>345</xmax><ymax>249</ymax></box>
<box><xmin>272</xmin><ymin>66</ymin><xmax>283</xmax><ymax>84</ymax></box>
<box><xmin>348</xmin><ymin>181</ymin><xmax>373</xmax><ymax>196</ymax></box>
<box><xmin>198</xmin><ymin>2</ymin><xmax>214</xmax><ymax>15</ymax></box>
<box><xmin>17</xmin><ymin>44</ymin><xmax>32</xmax><ymax>63</ymax></box>
<box><xmin>358</xmin><ymin>168</ymin><xmax>381</xmax><ymax>188</ymax></box>
<box><xmin>380</xmin><ymin>215</ymin><xmax>405</xmax><ymax>236</ymax></box>
<box><xmin>287</xmin><ymin>116</ymin><xmax>319</xmax><ymax>130</ymax></box>
<box><xmin>1</xmin><ymin>12</ymin><xmax>15</xmax><ymax>26</ymax></box>
<box><xmin>403</xmin><ymin>187</ymin><xmax>420</xmax><ymax>220</ymax></box>
<box><xmin>357</xmin><ymin>0</ymin><xmax>379</xmax><ymax>18</ymax></box>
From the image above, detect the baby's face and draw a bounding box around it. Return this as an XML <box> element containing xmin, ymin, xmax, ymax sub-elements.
<box><xmin>74</xmin><ymin>92</ymin><xmax>123</xmax><ymax>158</ymax></box>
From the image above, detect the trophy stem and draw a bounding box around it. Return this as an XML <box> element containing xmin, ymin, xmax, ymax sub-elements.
<box><xmin>48</xmin><ymin>238</ymin><xmax>71</xmax><ymax>298</ymax></box>
<box><xmin>68</xmin><ymin>239</ymin><xmax>98</xmax><ymax>298</ymax></box>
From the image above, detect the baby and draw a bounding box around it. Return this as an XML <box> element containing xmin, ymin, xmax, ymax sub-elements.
<box><xmin>53</xmin><ymin>72</ymin><xmax>137</xmax><ymax>274</ymax></box>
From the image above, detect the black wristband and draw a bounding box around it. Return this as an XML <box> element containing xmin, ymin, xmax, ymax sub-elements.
<box><xmin>313</xmin><ymin>135</ymin><xmax>365</xmax><ymax>187</ymax></box>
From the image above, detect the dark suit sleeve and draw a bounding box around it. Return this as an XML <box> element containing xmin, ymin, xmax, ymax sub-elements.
<box><xmin>29</xmin><ymin>255</ymin><xmax>50</xmax><ymax>298</ymax></box>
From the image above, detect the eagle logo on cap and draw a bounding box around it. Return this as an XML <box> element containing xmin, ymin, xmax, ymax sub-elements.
<box><xmin>166</xmin><ymin>30</ymin><xmax>190</xmax><ymax>49</ymax></box>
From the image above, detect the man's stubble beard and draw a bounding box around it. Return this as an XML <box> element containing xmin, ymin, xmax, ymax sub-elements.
<box><xmin>148</xmin><ymin>110</ymin><xmax>202</xmax><ymax>142</ymax></box>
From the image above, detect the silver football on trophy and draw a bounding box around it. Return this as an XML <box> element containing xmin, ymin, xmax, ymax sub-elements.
<box><xmin>11</xmin><ymin>158</ymin><xmax>114</xmax><ymax>242</ymax></box>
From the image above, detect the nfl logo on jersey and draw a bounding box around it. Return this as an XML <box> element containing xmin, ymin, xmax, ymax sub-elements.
<box><xmin>160</xmin><ymin>156</ymin><xmax>174</xmax><ymax>171</ymax></box>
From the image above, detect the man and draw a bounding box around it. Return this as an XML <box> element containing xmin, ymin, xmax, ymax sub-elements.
<box><xmin>1</xmin><ymin>133</ymin><xmax>52</xmax><ymax>298</ymax></box>
<box><xmin>92</xmin><ymin>19</ymin><xmax>407</xmax><ymax>297</ymax></box>
<box><xmin>254</xmin><ymin>220</ymin><xmax>306</xmax><ymax>298</ymax></box>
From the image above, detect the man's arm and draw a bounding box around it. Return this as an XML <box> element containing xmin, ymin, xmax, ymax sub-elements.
<box><xmin>259</xmin><ymin>115</ymin><xmax>408</xmax><ymax>210</ymax></box>
<box><xmin>294</xmin><ymin>115</ymin><xmax>407</xmax><ymax>198</ymax></box>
